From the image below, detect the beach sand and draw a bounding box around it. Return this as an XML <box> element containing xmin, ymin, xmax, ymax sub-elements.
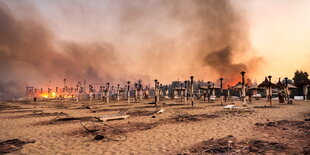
<box><xmin>0</xmin><ymin>98</ymin><xmax>309</xmax><ymax>154</ymax></box>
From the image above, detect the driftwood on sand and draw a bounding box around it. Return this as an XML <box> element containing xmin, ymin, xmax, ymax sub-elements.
<box><xmin>0</xmin><ymin>139</ymin><xmax>35</xmax><ymax>154</ymax></box>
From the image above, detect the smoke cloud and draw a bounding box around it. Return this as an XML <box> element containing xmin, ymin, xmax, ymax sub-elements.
<box><xmin>0</xmin><ymin>0</ymin><xmax>262</xmax><ymax>99</ymax></box>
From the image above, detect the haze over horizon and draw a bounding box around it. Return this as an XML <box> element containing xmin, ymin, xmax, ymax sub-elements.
<box><xmin>0</xmin><ymin>0</ymin><xmax>309</xmax><ymax>98</ymax></box>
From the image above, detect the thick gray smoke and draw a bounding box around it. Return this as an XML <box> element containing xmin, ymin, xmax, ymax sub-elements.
<box><xmin>0</xmin><ymin>0</ymin><xmax>262</xmax><ymax>100</ymax></box>
<box><xmin>0</xmin><ymin>2</ymin><xmax>126</xmax><ymax>99</ymax></box>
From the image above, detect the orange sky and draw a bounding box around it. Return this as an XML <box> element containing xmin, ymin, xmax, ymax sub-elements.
<box><xmin>236</xmin><ymin>0</ymin><xmax>310</xmax><ymax>82</ymax></box>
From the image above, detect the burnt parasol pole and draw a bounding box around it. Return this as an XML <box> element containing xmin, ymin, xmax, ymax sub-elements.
<box><xmin>56</xmin><ymin>87</ymin><xmax>58</xmax><ymax>100</ymax></box>
<box><xmin>284</xmin><ymin>77</ymin><xmax>289</xmax><ymax>102</ymax></box>
<box><xmin>127</xmin><ymin>81</ymin><xmax>130</xmax><ymax>104</ymax></box>
<box><xmin>117</xmin><ymin>84</ymin><xmax>120</xmax><ymax>102</ymax></box>
<box><xmin>180</xmin><ymin>83</ymin><xmax>183</xmax><ymax>101</ymax></box>
<box><xmin>159</xmin><ymin>84</ymin><xmax>163</xmax><ymax>101</ymax></box>
<box><xmin>75</xmin><ymin>85</ymin><xmax>79</xmax><ymax>102</ymax></box>
<box><xmin>184</xmin><ymin>81</ymin><xmax>188</xmax><ymax>104</ymax></box>
<box><xmin>89</xmin><ymin>85</ymin><xmax>93</xmax><ymax>103</ymax></box>
<box><xmin>212</xmin><ymin>83</ymin><xmax>215</xmax><ymax>96</ymax></box>
<box><xmin>63</xmin><ymin>78</ymin><xmax>66</xmax><ymax>98</ymax></box>
<box><xmin>111</xmin><ymin>86</ymin><xmax>114</xmax><ymax>100</ymax></box>
<box><xmin>207</xmin><ymin>81</ymin><xmax>211</xmax><ymax>102</ymax></box>
<box><xmin>100</xmin><ymin>86</ymin><xmax>103</xmax><ymax>101</ymax></box>
<box><xmin>106</xmin><ymin>83</ymin><xmax>110</xmax><ymax>104</ymax></box>
<box><xmin>220</xmin><ymin>78</ymin><xmax>224</xmax><ymax>105</ymax></box>
<box><xmin>187</xmin><ymin>80</ymin><xmax>190</xmax><ymax>101</ymax></box>
<box><xmin>48</xmin><ymin>88</ymin><xmax>51</xmax><ymax>99</ymax></box>
<box><xmin>26</xmin><ymin>87</ymin><xmax>29</xmax><ymax>99</ymax></box>
<box><xmin>268</xmin><ymin>75</ymin><xmax>272</xmax><ymax>106</ymax></box>
<box><xmin>190</xmin><ymin>76</ymin><xmax>194</xmax><ymax>107</ymax></box>
<box><xmin>83</xmin><ymin>80</ymin><xmax>87</xmax><ymax>93</ymax></box>
<box><xmin>138</xmin><ymin>79</ymin><xmax>142</xmax><ymax>100</ymax></box>
<box><xmin>240</xmin><ymin>71</ymin><xmax>246</xmax><ymax>104</ymax></box>
<box><xmin>40</xmin><ymin>88</ymin><xmax>43</xmax><ymax>100</ymax></box>
<box><xmin>198</xmin><ymin>84</ymin><xmax>201</xmax><ymax>100</ymax></box>
<box><xmin>304</xmin><ymin>83</ymin><xmax>308</xmax><ymax>101</ymax></box>
<box><xmin>154</xmin><ymin>79</ymin><xmax>158</xmax><ymax>106</ymax></box>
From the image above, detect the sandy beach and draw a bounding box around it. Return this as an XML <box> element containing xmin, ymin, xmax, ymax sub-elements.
<box><xmin>0</xmin><ymin>99</ymin><xmax>309</xmax><ymax>155</ymax></box>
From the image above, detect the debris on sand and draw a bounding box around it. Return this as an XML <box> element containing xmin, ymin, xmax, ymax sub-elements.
<box><xmin>0</xmin><ymin>110</ymin><xmax>41</xmax><ymax>114</ymax></box>
<box><xmin>0</xmin><ymin>103</ymin><xmax>28</xmax><ymax>110</ymax></box>
<box><xmin>54</xmin><ymin>117</ymin><xmax>94</xmax><ymax>122</ymax></box>
<box><xmin>253</xmin><ymin>105</ymin><xmax>280</xmax><ymax>108</ymax></box>
<box><xmin>0</xmin><ymin>139</ymin><xmax>35</xmax><ymax>154</ymax></box>
<box><xmin>254</xmin><ymin>119</ymin><xmax>310</xmax><ymax>154</ymax></box>
<box><xmin>35</xmin><ymin>116</ymin><xmax>96</xmax><ymax>125</ymax></box>
<box><xmin>90</xmin><ymin>108</ymin><xmax>127</xmax><ymax>113</ymax></box>
<box><xmin>8</xmin><ymin>111</ymin><xmax>69</xmax><ymax>119</ymax></box>
<box><xmin>180</xmin><ymin>136</ymin><xmax>287</xmax><ymax>154</ymax></box>
<box><xmin>169</xmin><ymin>111</ymin><xmax>219</xmax><ymax>122</ymax></box>
<box><xmin>127</xmin><ymin>108</ymin><xmax>164</xmax><ymax>117</ymax></box>
<box><xmin>189</xmin><ymin>135</ymin><xmax>236</xmax><ymax>154</ymax></box>
<box><xmin>255</xmin><ymin>120</ymin><xmax>305</xmax><ymax>127</ymax></box>
<box><xmin>31</xmin><ymin>111</ymin><xmax>68</xmax><ymax>117</ymax></box>
<box><xmin>246</xmin><ymin>140</ymin><xmax>286</xmax><ymax>153</ymax></box>
<box><xmin>77</xmin><ymin>121</ymin><xmax>160</xmax><ymax>141</ymax></box>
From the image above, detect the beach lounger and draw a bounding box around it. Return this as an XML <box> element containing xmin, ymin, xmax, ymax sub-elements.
<box><xmin>210</xmin><ymin>95</ymin><xmax>216</xmax><ymax>101</ymax></box>
<box><xmin>223</xmin><ymin>105</ymin><xmax>253</xmax><ymax>112</ymax></box>
<box><xmin>223</xmin><ymin>105</ymin><xmax>235</xmax><ymax>111</ymax></box>
<box><xmin>155</xmin><ymin>108</ymin><xmax>165</xmax><ymax>114</ymax></box>
<box><xmin>95</xmin><ymin>109</ymin><xmax>129</xmax><ymax>122</ymax></box>
<box><xmin>233</xmin><ymin>105</ymin><xmax>253</xmax><ymax>112</ymax></box>
<box><xmin>294</xmin><ymin>96</ymin><xmax>303</xmax><ymax>100</ymax></box>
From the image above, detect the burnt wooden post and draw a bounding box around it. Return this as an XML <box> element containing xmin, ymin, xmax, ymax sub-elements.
<box><xmin>159</xmin><ymin>84</ymin><xmax>163</xmax><ymax>101</ymax></box>
<box><xmin>63</xmin><ymin>78</ymin><xmax>66</xmax><ymax>92</ymax></box>
<box><xmin>303</xmin><ymin>83</ymin><xmax>308</xmax><ymax>100</ymax></box>
<box><xmin>145</xmin><ymin>86</ymin><xmax>149</xmax><ymax>99</ymax></box>
<box><xmin>75</xmin><ymin>85</ymin><xmax>79</xmax><ymax>101</ymax></box>
<box><xmin>190</xmin><ymin>76</ymin><xmax>194</xmax><ymax>107</ymax></box>
<box><xmin>111</xmin><ymin>86</ymin><xmax>114</xmax><ymax>100</ymax></box>
<box><xmin>40</xmin><ymin>88</ymin><xmax>43</xmax><ymax>100</ymax></box>
<box><xmin>277</xmin><ymin>78</ymin><xmax>283</xmax><ymax>103</ymax></box>
<box><xmin>117</xmin><ymin>84</ymin><xmax>120</xmax><ymax>102</ymax></box>
<box><xmin>184</xmin><ymin>81</ymin><xmax>188</xmax><ymax>103</ymax></box>
<box><xmin>198</xmin><ymin>84</ymin><xmax>201</xmax><ymax>100</ymax></box>
<box><xmin>268</xmin><ymin>75</ymin><xmax>272</xmax><ymax>106</ymax></box>
<box><xmin>207</xmin><ymin>81</ymin><xmax>211</xmax><ymax>102</ymax></box>
<box><xmin>106</xmin><ymin>83</ymin><xmax>110</xmax><ymax>103</ymax></box>
<box><xmin>26</xmin><ymin>87</ymin><xmax>29</xmax><ymax>98</ymax></box>
<box><xmin>154</xmin><ymin>79</ymin><xmax>158</xmax><ymax>106</ymax></box>
<box><xmin>134</xmin><ymin>83</ymin><xmax>138</xmax><ymax>102</ymax></box>
<box><xmin>220</xmin><ymin>78</ymin><xmax>224</xmax><ymax>105</ymax></box>
<box><xmin>48</xmin><ymin>88</ymin><xmax>51</xmax><ymax>100</ymax></box>
<box><xmin>89</xmin><ymin>85</ymin><xmax>93</xmax><ymax>103</ymax></box>
<box><xmin>137</xmin><ymin>79</ymin><xmax>142</xmax><ymax>100</ymax></box>
<box><xmin>83</xmin><ymin>80</ymin><xmax>87</xmax><ymax>93</ymax></box>
<box><xmin>240</xmin><ymin>71</ymin><xmax>246</xmax><ymax>104</ymax></box>
<box><xmin>127</xmin><ymin>81</ymin><xmax>130</xmax><ymax>104</ymax></box>
<box><xmin>99</xmin><ymin>86</ymin><xmax>103</xmax><ymax>101</ymax></box>
<box><xmin>170</xmin><ymin>85</ymin><xmax>174</xmax><ymax>99</ymax></box>
<box><xmin>187</xmin><ymin>80</ymin><xmax>190</xmax><ymax>101</ymax></box>
<box><xmin>55</xmin><ymin>87</ymin><xmax>59</xmax><ymax>100</ymax></box>
<box><xmin>34</xmin><ymin>88</ymin><xmax>37</xmax><ymax>97</ymax></box>
<box><xmin>180</xmin><ymin>83</ymin><xmax>183</xmax><ymax>101</ymax></box>
<box><xmin>284</xmin><ymin>77</ymin><xmax>289</xmax><ymax>102</ymax></box>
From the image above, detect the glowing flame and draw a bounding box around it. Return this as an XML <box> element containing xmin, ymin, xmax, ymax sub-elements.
<box><xmin>40</xmin><ymin>92</ymin><xmax>56</xmax><ymax>98</ymax></box>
